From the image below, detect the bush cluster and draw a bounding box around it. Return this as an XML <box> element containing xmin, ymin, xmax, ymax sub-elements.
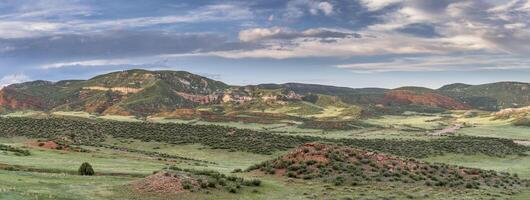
<box><xmin>167</xmin><ymin>167</ymin><xmax>261</xmax><ymax>193</ymax></box>
<box><xmin>0</xmin><ymin>117</ymin><xmax>527</xmax><ymax>157</ymax></box>
<box><xmin>250</xmin><ymin>144</ymin><xmax>528</xmax><ymax>190</ymax></box>
<box><xmin>0</xmin><ymin>144</ymin><xmax>30</xmax><ymax>156</ymax></box>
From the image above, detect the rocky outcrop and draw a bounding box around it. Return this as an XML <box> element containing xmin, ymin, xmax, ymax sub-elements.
<box><xmin>175</xmin><ymin>92</ymin><xmax>219</xmax><ymax>104</ymax></box>
<box><xmin>0</xmin><ymin>88</ymin><xmax>45</xmax><ymax>110</ymax></box>
<box><xmin>82</xmin><ymin>86</ymin><xmax>142</xmax><ymax>94</ymax></box>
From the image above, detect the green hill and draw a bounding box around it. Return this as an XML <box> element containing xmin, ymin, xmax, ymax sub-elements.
<box><xmin>0</xmin><ymin>70</ymin><xmax>229</xmax><ymax>116</ymax></box>
<box><xmin>438</xmin><ymin>82</ymin><xmax>530</xmax><ymax>111</ymax></box>
<box><xmin>2</xmin><ymin>70</ymin><xmax>530</xmax><ymax>117</ymax></box>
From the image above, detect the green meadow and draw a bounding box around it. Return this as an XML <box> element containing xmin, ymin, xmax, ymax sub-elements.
<box><xmin>0</xmin><ymin>112</ymin><xmax>528</xmax><ymax>200</ymax></box>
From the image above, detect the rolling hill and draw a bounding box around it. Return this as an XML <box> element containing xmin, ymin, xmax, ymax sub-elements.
<box><xmin>1</xmin><ymin>69</ymin><xmax>529</xmax><ymax>117</ymax></box>
<box><xmin>438</xmin><ymin>82</ymin><xmax>530</xmax><ymax>111</ymax></box>
<box><xmin>0</xmin><ymin>70</ymin><xmax>229</xmax><ymax>116</ymax></box>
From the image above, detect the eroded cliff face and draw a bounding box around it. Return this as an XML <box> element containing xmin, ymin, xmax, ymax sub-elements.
<box><xmin>82</xmin><ymin>86</ymin><xmax>143</xmax><ymax>94</ymax></box>
<box><xmin>384</xmin><ymin>90</ymin><xmax>469</xmax><ymax>110</ymax></box>
<box><xmin>175</xmin><ymin>92</ymin><xmax>220</xmax><ymax>104</ymax></box>
<box><xmin>0</xmin><ymin>88</ymin><xmax>45</xmax><ymax>111</ymax></box>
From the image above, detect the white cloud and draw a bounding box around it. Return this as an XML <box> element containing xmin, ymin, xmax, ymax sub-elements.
<box><xmin>221</xmin><ymin>27</ymin><xmax>492</xmax><ymax>59</ymax></box>
<box><xmin>267</xmin><ymin>15</ymin><xmax>275</xmax><ymax>22</ymax></box>
<box><xmin>366</xmin><ymin>0</ymin><xmax>530</xmax><ymax>55</ymax></box>
<box><xmin>230</xmin><ymin>0</ymin><xmax>529</xmax><ymax>61</ymax></box>
<box><xmin>41</xmin><ymin>59</ymin><xmax>132</xmax><ymax>69</ymax></box>
<box><xmin>316</xmin><ymin>2</ymin><xmax>334</xmax><ymax>15</ymax></box>
<box><xmin>359</xmin><ymin>0</ymin><xmax>403</xmax><ymax>11</ymax></box>
<box><xmin>0</xmin><ymin>0</ymin><xmax>92</xmax><ymax>20</ymax></box>
<box><xmin>0</xmin><ymin>74</ymin><xmax>31</xmax><ymax>88</ymax></box>
<box><xmin>285</xmin><ymin>0</ymin><xmax>334</xmax><ymax>19</ymax></box>
<box><xmin>0</xmin><ymin>21</ymin><xmax>65</xmax><ymax>38</ymax></box>
<box><xmin>336</xmin><ymin>55</ymin><xmax>530</xmax><ymax>73</ymax></box>
<box><xmin>239</xmin><ymin>27</ymin><xmax>284</xmax><ymax>42</ymax></box>
<box><xmin>238</xmin><ymin>27</ymin><xmax>361</xmax><ymax>42</ymax></box>
<box><xmin>79</xmin><ymin>4</ymin><xmax>252</xmax><ymax>30</ymax></box>
<box><xmin>0</xmin><ymin>4</ymin><xmax>253</xmax><ymax>39</ymax></box>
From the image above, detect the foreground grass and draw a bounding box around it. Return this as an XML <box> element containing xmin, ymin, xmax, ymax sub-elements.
<box><xmin>104</xmin><ymin>137</ymin><xmax>281</xmax><ymax>174</ymax></box>
<box><xmin>0</xmin><ymin>139</ymin><xmax>166</xmax><ymax>175</ymax></box>
<box><xmin>113</xmin><ymin>174</ymin><xmax>524</xmax><ymax>200</ymax></box>
<box><xmin>424</xmin><ymin>152</ymin><xmax>530</xmax><ymax>179</ymax></box>
<box><xmin>0</xmin><ymin>170</ymin><xmax>134</xmax><ymax>200</ymax></box>
<box><xmin>0</xmin><ymin>136</ymin><xmax>528</xmax><ymax>200</ymax></box>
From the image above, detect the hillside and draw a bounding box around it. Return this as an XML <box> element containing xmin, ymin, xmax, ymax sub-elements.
<box><xmin>1</xmin><ymin>69</ymin><xmax>529</xmax><ymax>117</ymax></box>
<box><xmin>1</xmin><ymin>70</ymin><xmax>229</xmax><ymax>116</ymax></box>
<box><xmin>250</xmin><ymin>143</ymin><xmax>528</xmax><ymax>190</ymax></box>
<box><xmin>438</xmin><ymin>82</ymin><xmax>530</xmax><ymax>111</ymax></box>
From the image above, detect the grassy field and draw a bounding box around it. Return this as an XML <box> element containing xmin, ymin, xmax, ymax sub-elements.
<box><xmin>0</xmin><ymin>135</ymin><xmax>528</xmax><ymax>200</ymax></box>
<box><xmin>103</xmin><ymin>137</ymin><xmax>281</xmax><ymax>174</ymax></box>
<box><xmin>0</xmin><ymin>170</ymin><xmax>134</xmax><ymax>200</ymax></box>
<box><xmin>0</xmin><ymin>138</ymin><xmax>166</xmax><ymax>175</ymax></box>
<box><xmin>365</xmin><ymin>114</ymin><xmax>449</xmax><ymax>130</ymax></box>
<box><xmin>424</xmin><ymin>153</ymin><xmax>530</xmax><ymax>179</ymax></box>
<box><xmin>0</xmin><ymin>112</ymin><xmax>529</xmax><ymax>199</ymax></box>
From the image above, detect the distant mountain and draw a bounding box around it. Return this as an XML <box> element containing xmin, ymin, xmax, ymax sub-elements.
<box><xmin>1</xmin><ymin>70</ymin><xmax>228</xmax><ymax>116</ymax></box>
<box><xmin>1</xmin><ymin>69</ymin><xmax>529</xmax><ymax>117</ymax></box>
<box><xmin>438</xmin><ymin>82</ymin><xmax>530</xmax><ymax>111</ymax></box>
<box><xmin>383</xmin><ymin>87</ymin><xmax>469</xmax><ymax>110</ymax></box>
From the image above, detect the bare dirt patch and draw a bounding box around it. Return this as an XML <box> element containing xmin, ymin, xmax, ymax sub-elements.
<box><xmin>27</xmin><ymin>140</ymin><xmax>86</xmax><ymax>152</ymax></box>
<box><xmin>28</xmin><ymin>140</ymin><xmax>60</xmax><ymax>150</ymax></box>
<box><xmin>514</xmin><ymin>140</ymin><xmax>530</xmax><ymax>146</ymax></box>
<box><xmin>132</xmin><ymin>171</ymin><xmax>198</xmax><ymax>194</ymax></box>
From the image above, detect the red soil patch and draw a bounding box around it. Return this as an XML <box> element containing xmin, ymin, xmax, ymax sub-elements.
<box><xmin>0</xmin><ymin>88</ymin><xmax>45</xmax><ymax>110</ymax></box>
<box><xmin>132</xmin><ymin>172</ymin><xmax>198</xmax><ymax>194</ymax></box>
<box><xmin>268</xmin><ymin>143</ymin><xmax>423</xmax><ymax>176</ymax></box>
<box><xmin>383</xmin><ymin>90</ymin><xmax>469</xmax><ymax>110</ymax></box>
<box><xmin>155</xmin><ymin>109</ymin><xmax>200</xmax><ymax>120</ymax></box>
<box><xmin>257</xmin><ymin>144</ymin><xmax>529</xmax><ymax>190</ymax></box>
<box><xmin>27</xmin><ymin>140</ymin><xmax>84</xmax><ymax>152</ymax></box>
<box><xmin>28</xmin><ymin>141</ymin><xmax>60</xmax><ymax>150</ymax></box>
<box><xmin>101</xmin><ymin>106</ymin><xmax>132</xmax><ymax>116</ymax></box>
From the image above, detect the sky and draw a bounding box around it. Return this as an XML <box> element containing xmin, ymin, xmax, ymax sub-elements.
<box><xmin>0</xmin><ymin>0</ymin><xmax>529</xmax><ymax>89</ymax></box>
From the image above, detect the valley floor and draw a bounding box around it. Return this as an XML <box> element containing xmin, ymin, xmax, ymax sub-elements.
<box><xmin>0</xmin><ymin>111</ymin><xmax>529</xmax><ymax>199</ymax></box>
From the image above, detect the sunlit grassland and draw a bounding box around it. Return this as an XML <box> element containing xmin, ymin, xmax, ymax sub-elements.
<box><xmin>0</xmin><ymin>170</ymin><xmax>134</xmax><ymax>200</ymax></box>
<box><xmin>104</xmin><ymin>137</ymin><xmax>281</xmax><ymax>174</ymax></box>
<box><xmin>148</xmin><ymin>115</ymin><xmax>440</xmax><ymax>140</ymax></box>
<box><xmin>0</xmin><ymin>112</ymin><xmax>529</xmax><ymax>199</ymax></box>
<box><xmin>0</xmin><ymin>138</ymin><xmax>166</xmax><ymax>175</ymax></box>
<box><xmin>424</xmin><ymin>152</ymin><xmax>530</xmax><ymax>179</ymax></box>
<box><xmin>52</xmin><ymin>111</ymin><xmax>95</xmax><ymax>118</ymax></box>
<box><xmin>113</xmin><ymin>174</ymin><xmax>519</xmax><ymax>200</ymax></box>
<box><xmin>97</xmin><ymin>115</ymin><xmax>142</xmax><ymax>122</ymax></box>
<box><xmin>365</xmin><ymin>114</ymin><xmax>449</xmax><ymax>130</ymax></box>
<box><xmin>0</xmin><ymin>134</ymin><xmax>528</xmax><ymax>200</ymax></box>
<box><xmin>0</xmin><ymin>110</ymin><xmax>47</xmax><ymax>118</ymax></box>
<box><xmin>455</xmin><ymin>115</ymin><xmax>530</xmax><ymax>140</ymax></box>
<box><xmin>52</xmin><ymin>111</ymin><xmax>142</xmax><ymax>122</ymax></box>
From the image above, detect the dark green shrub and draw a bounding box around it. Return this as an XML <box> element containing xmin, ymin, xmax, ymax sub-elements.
<box><xmin>78</xmin><ymin>162</ymin><xmax>95</xmax><ymax>176</ymax></box>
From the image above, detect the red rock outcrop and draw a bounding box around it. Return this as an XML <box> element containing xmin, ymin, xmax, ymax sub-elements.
<box><xmin>0</xmin><ymin>88</ymin><xmax>45</xmax><ymax>110</ymax></box>
<box><xmin>383</xmin><ymin>90</ymin><xmax>469</xmax><ymax>110</ymax></box>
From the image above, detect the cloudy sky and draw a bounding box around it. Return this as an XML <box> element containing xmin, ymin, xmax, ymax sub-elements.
<box><xmin>1</xmin><ymin>0</ymin><xmax>529</xmax><ymax>88</ymax></box>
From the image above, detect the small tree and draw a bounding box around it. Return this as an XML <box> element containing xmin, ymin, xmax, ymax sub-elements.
<box><xmin>78</xmin><ymin>162</ymin><xmax>95</xmax><ymax>176</ymax></box>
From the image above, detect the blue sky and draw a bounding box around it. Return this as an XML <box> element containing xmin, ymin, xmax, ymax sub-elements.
<box><xmin>0</xmin><ymin>0</ymin><xmax>529</xmax><ymax>88</ymax></box>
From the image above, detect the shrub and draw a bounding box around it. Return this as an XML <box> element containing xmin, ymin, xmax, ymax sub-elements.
<box><xmin>182</xmin><ymin>181</ymin><xmax>193</xmax><ymax>190</ymax></box>
<box><xmin>251</xmin><ymin>179</ymin><xmax>261</xmax><ymax>186</ymax></box>
<box><xmin>228</xmin><ymin>187</ymin><xmax>237</xmax><ymax>193</ymax></box>
<box><xmin>78</xmin><ymin>162</ymin><xmax>95</xmax><ymax>176</ymax></box>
